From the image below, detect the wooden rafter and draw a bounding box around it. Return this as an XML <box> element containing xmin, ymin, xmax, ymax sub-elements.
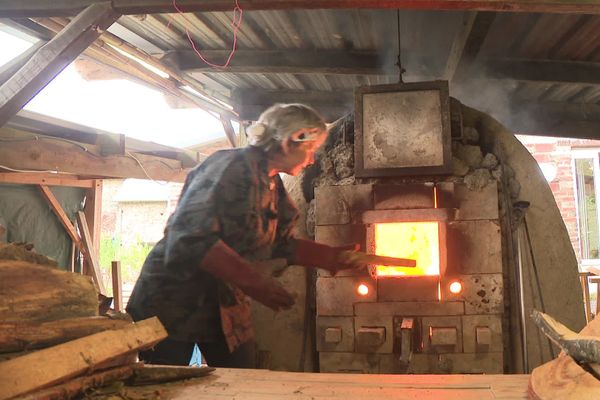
<box><xmin>0</xmin><ymin>2</ymin><xmax>121</xmax><ymax>128</ymax></box>
<box><xmin>168</xmin><ymin>49</ymin><xmax>391</xmax><ymax>75</ymax></box>
<box><xmin>485</xmin><ymin>59</ymin><xmax>600</xmax><ymax>86</ymax></box>
<box><xmin>0</xmin><ymin>40</ymin><xmax>47</xmax><ymax>85</ymax></box>
<box><xmin>451</xmin><ymin>12</ymin><xmax>497</xmax><ymax>83</ymax></box>
<box><xmin>442</xmin><ymin>12</ymin><xmax>477</xmax><ymax>81</ymax></box>
<box><xmin>38</xmin><ymin>185</ymin><xmax>82</xmax><ymax>250</ymax></box>
<box><xmin>220</xmin><ymin>115</ymin><xmax>237</xmax><ymax>147</ymax></box>
<box><xmin>2</xmin><ymin>0</ymin><xmax>600</xmax><ymax>17</ymax></box>
<box><xmin>233</xmin><ymin>88</ymin><xmax>354</xmax><ymax>121</ymax></box>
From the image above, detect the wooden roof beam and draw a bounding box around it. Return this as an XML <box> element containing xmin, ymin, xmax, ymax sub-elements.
<box><xmin>168</xmin><ymin>49</ymin><xmax>391</xmax><ymax>75</ymax></box>
<box><xmin>484</xmin><ymin>59</ymin><xmax>600</xmax><ymax>86</ymax></box>
<box><xmin>3</xmin><ymin>1</ymin><xmax>599</xmax><ymax>17</ymax></box>
<box><xmin>449</xmin><ymin>12</ymin><xmax>496</xmax><ymax>83</ymax></box>
<box><xmin>0</xmin><ymin>3</ymin><xmax>121</xmax><ymax>128</ymax></box>
<box><xmin>233</xmin><ymin>89</ymin><xmax>354</xmax><ymax>121</ymax></box>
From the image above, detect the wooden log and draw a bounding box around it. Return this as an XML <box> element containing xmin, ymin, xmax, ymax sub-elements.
<box><xmin>129</xmin><ymin>365</ymin><xmax>215</xmax><ymax>386</ymax></box>
<box><xmin>532</xmin><ymin>310</ymin><xmax>600</xmax><ymax>365</ymax></box>
<box><xmin>529</xmin><ymin>314</ymin><xmax>600</xmax><ymax>400</ymax></box>
<box><xmin>18</xmin><ymin>363</ymin><xmax>141</xmax><ymax>400</ymax></box>
<box><xmin>0</xmin><ymin>316</ymin><xmax>168</xmax><ymax>400</ymax></box>
<box><xmin>0</xmin><ymin>260</ymin><xmax>98</xmax><ymax>323</ymax></box>
<box><xmin>0</xmin><ymin>316</ymin><xmax>131</xmax><ymax>353</ymax></box>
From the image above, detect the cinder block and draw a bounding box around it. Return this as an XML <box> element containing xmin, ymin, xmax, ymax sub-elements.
<box><xmin>446</xmin><ymin>220</ymin><xmax>502</xmax><ymax>274</ymax></box>
<box><xmin>354</xmin><ymin>301</ymin><xmax>465</xmax><ymax>316</ymax></box>
<box><xmin>462</xmin><ymin>314</ymin><xmax>503</xmax><ymax>353</ymax></box>
<box><xmin>316</xmin><ymin>276</ymin><xmax>376</xmax><ymax>316</ymax></box>
<box><xmin>452</xmin><ymin>182</ymin><xmax>499</xmax><ymax>220</ymax></box>
<box><xmin>378</xmin><ymin>276</ymin><xmax>439</xmax><ymax>302</ymax></box>
<box><xmin>317</xmin><ymin>316</ymin><xmax>354</xmax><ymax>352</ymax></box>
<box><xmin>406</xmin><ymin>352</ymin><xmax>504</xmax><ymax>374</ymax></box>
<box><xmin>444</xmin><ymin>274</ymin><xmax>504</xmax><ymax>315</ymax></box>
<box><xmin>355</xmin><ymin>315</ymin><xmax>393</xmax><ymax>354</ymax></box>
<box><xmin>315</xmin><ymin>184</ymin><xmax>373</xmax><ymax>225</ymax></box>
<box><xmin>422</xmin><ymin>316</ymin><xmax>463</xmax><ymax>354</ymax></box>
<box><xmin>319</xmin><ymin>352</ymin><xmax>380</xmax><ymax>373</ymax></box>
<box><xmin>373</xmin><ymin>184</ymin><xmax>435</xmax><ymax>210</ymax></box>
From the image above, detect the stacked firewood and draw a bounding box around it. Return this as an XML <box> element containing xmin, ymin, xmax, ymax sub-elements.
<box><xmin>0</xmin><ymin>258</ymin><xmax>172</xmax><ymax>399</ymax></box>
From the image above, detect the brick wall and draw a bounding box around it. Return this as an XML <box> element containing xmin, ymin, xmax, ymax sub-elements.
<box><xmin>517</xmin><ymin>135</ymin><xmax>600</xmax><ymax>262</ymax></box>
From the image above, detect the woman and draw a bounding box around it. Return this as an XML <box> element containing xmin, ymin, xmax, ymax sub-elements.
<box><xmin>127</xmin><ymin>103</ymin><xmax>359</xmax><ymax>368</ymax></box>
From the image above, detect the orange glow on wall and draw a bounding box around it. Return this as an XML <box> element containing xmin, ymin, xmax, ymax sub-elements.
<box><xmin>374</xmin><ymin>222</ymin><xmax>440</xmax><ymax>277</ymax></box>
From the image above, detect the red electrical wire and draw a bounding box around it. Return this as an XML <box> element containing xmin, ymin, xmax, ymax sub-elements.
<box><xmin>172</xmin><ymin>0</ymin><xmax>242</xmax><ymax>69</ymax></box>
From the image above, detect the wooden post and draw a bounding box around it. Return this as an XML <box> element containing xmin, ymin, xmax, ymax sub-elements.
<box><xmin>84</xmin><ymin>179</ymin><xmax>102</xmax><ymax>260</ymax></box>
<box><xmin>111</xmin><ymin>261</ymin><xmax>123</xmax><ymax>312</ymax></box>
<box><xmin>579</xmin><ymin>272</ymin><xmax>592</xmax><ymax>323</ymax></box>
<box><xmin>76</xmin><ymin>211</ymin><xmax>106</xmax><ymax>295</ymax></box>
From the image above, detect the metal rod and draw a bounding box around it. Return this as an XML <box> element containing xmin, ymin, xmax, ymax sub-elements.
<box><xmin>516</xmin><ymin>228</ymin><xmax>529</xmax><ymax>372</ymax></box>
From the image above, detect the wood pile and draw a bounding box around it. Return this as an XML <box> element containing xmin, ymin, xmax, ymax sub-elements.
<box><xmin>529</xmin><ymin>311</ymin><xmax>600</xmax><ymax>399</ymax></box>
<box><xmin>0</xmin><ymin>259</ymin><xmax>171</xmax><ymax>399</ymax></box>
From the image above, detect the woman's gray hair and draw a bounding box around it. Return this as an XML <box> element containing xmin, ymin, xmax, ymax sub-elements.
<box><xmin>247</xmin><ymin>103</ymin><xmax>326</xmax><ymax>149</ymax></box>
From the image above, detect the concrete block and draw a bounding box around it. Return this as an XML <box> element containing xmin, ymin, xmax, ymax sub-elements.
<box><xmin>316</xmin><ymin>276</ymin><xmax>376</xmax><ymax>316</ymax></box>
<box><xmin>317</xmin><ymin>316</ymin><xmax>354</xmax><ymax>352</ymax></box>
<box><xmin>453</xmin><ymin>182</ymin><xmax>499</xmax><ymax>220</ymax></box>
<box><xmin>462</xmin><ymin>314</ymin><xmax>503</xmax><ymax>353</ymax></box>
<box><xmin>355</xmin><ymin>315</ymin><xmax>393</xmax><ymax>354</ymax></box>
<box><xmin>354</xmin><ymin>301</ymin><xmax>464</xmax><ymax>316</ymax></box>
<box><xmin>447</xmin><ymin>220</ymin><xmax>502</xmax><ymax>274</ymax></box>
<box><xmin>458</xmin><ymin>274</ymin><xmax>504</xmax><ymax>315</ymax></box>
<box><xmin>315</xmin><ymin>184</ymin><xmax>373</xmax><ymax>225</ymax></box>
<box><xmin>430</xmin><ymin>327</ymin><xmax>458</xmax><ymax>346</ymax></box>
<box><xmin>378</xmin><ymin>276</ymin><xmax>439</xmax><ymax>302</ymax></box>
<box><xmin>325</xmin><ymin>327</ymin><xmax>342</xmax><ymax>343</ymax></box>
<box><xmin>422</xmin><ymin>316</ymin><xmax>462</xmax><ymax>354</ymax></box>
<box><xmin>319</xmin><ymin>352</ymin><xmax>380</xmax><ymax>373</ymax></box>
<box><xmin>406</xmin><ymin>352</ymin><xmax>504</xmax><ymax>374</ymax></box>
<box><xmin>373</xmin><ymin>184</ymin><xmax>435</xmax><ymax>210</ymax></box>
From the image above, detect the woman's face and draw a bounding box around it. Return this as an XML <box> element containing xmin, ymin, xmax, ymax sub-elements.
<box><xmin>280</xmin><ymin>130</ymin><xmax>327</xmax><ymax>176</ymax></box>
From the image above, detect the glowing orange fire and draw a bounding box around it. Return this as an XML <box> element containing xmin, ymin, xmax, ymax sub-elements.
<box><xmin>374</xmin><ymin>222</ymin><xmax>440</xmax><ymax>276</ymax></box>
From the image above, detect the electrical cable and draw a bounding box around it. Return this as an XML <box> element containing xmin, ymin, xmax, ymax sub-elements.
<box><xmin>172</xmin><ymin>0</ymin><xmax>242</xmax><ymax>69</ymax></box>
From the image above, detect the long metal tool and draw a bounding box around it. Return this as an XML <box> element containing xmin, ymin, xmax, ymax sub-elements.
<box><xmin>352</xmin><ymin>253</ymin><xmax>417</xmax><ymax>267</ymax></box>
<box><xmin>516</xmin><ymin>228</ymin><xmax>529</xmax><ymax>373</ymax></box>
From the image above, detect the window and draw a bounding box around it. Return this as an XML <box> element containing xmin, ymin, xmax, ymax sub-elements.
<box><xmin>573</xmin><ymin>151</ymin><xmax>600</xmax><ymax>263</ymax></box>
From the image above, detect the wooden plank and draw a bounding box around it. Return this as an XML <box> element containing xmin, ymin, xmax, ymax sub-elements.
<box><xmin>3</xmin><ymin>0</ymin><xmax>599</xmax><ymax>17</ymax></box>
<box><xmin>18</xmin><ymin>364</ymin><xmax>140</xmax><ymax>400</ymax></box>
<box><xmin>0</xmin><ymin>132</ymin><xmax>188</xmax><ymax>181</ymax></box>
<box><xmin>84</xmin><ymin>180</ymin><xmax>102</xmax><ymax>258</ymax></box>
<box><xmin>111</xmin><ymin>261</ymin><xmax>123</xmax><ymax>312</ymax></box>
<box><xmin>220</xmin><ymin>115</ymin><xmax>237</xmax><ymax>148</ymax></box>
<box><xmin>0</xmin><ymin>3</ymin><xmax>120</xmax><ymax>128</ymax></box>
<box><xmin>172</xmin><ymin>49</ymin><xmax>390</xmax><ymax>75</ymax></box>
<box><xmin>485</xmin><ymin>59</ymin><xmax>600</xmax><ymax>86</ymax></box>
<box><xmin>0</xmin><ymin>40</ymin><xmax>47</xmax><ymax>85</ymax></box>
<box><xmin>452</xmin><ymin>12</ymin><xmax>497</xmax><ymax>82</ymax></box>
<box><xmin>77</xmin><ymin>210</ymin><xmax>106</xmax><ymax>295</ymax></box>
<box><xmin>442</xmin><ymin>12</ymin><xmax>477</xmax><ymax>81</ymax></box>
<box><xmin>120</xmin><ymin>368</ymin><xmax>530</xmax><ymax>399</ymax></box>
<box><xmin>38</xmin><ymin>184</ymin><xmax>83</xmax><ymax>250</ymax></box>
<box><xmin>0</xmin><ymin>172</ymin><xmax>94</xmax><ymax>188</ymax></box>
<box><xmin>0</xmin><ymin>316</ymin><xmax>131</xmax><ymax>353</ymax></box>
<box><xmin>129</xmin><ymin>365</ymin><xmax>215</xmax><ymax>386</ymax></box>
<box><xmin>0</xmin><ymin>317</ymin><xmax>167</xmax><ymax>400</ymax></box>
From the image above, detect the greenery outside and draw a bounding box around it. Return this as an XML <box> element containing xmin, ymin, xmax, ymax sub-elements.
<box><xmin>99</xmin><ymin>235</ymin><xmax>152</xmax><ymax>296</ymax></box>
